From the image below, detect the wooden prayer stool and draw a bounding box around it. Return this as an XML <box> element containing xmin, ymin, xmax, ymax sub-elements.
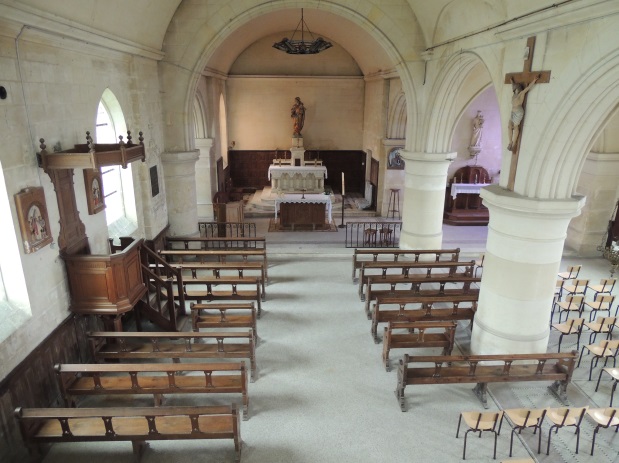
<box><xmin>379</xmin><ymin>227</ymin><xmax>393</xmax><ymax>246</ymax></box>
<box><xmin>363</xmin><ymin>228</ymin><xmax>377</xmax><ymax>246</ymax></box>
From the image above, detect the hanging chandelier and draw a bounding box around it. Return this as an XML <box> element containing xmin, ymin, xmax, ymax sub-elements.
<box><xmin>273</xmin><ymin>9</ymin><xmax>332</xmax><ymax>55</ymax></box>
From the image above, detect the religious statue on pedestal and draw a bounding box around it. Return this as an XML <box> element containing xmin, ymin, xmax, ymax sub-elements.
<box><xmin>468</xmin><ymin>111</ymin><xmax>484</xmax><ymax>157</ymax></box>
<box><xmin>291</xmin><ymin>97</ymin><xmax>305</xmax><ymax>138</ymax></box>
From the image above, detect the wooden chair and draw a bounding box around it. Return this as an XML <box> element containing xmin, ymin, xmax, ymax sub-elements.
<box><xmin>551</xmin><ymin>317</ymin><xmax>585</xmax><ymax>352</ymax></box>
<box><xmin>562</xmin><ymin>279</ymin><xmax>589</xmax><ymax>300</ymax></box>
<box><xmin>456</xmin><ymin>410</ymin><xmax>503</xmax><ymax>460</ymax></box>
<box><xmin>545</xmin><ymin>406</ymin><xmax>588</xmax><ymax>455</ymax></box>
<box><xmin>552</xmin><ymin>295</ymin><xmax>584</xmax><ymax>323</ymax></box>
<box><xmin>583</xmin><ymin>294</ymin><xmax>615</xmax><ymax>322</ymax></box>
<box><xmin>474</xmin><ymin>254</ymin><xmax>484</xmax><ymax>278</ymax></box>
<box><xmin>499</xmin><ymin>408</ymin><xmax>546</xmax><ymax>456</ymax></box>
<box><xmin>587</xmin><ymin>278</ymin><xmax>617</xmax><ymax>299</ymax></box>
<box><xmin>586</xmin><ymin>407</ymin><xmax>619</xmax><ymax>456</ymax></box>
<box><xmin>595</xmin><ymin>367</ymin><xmax>619</xmax><ymax>406</ymax></box>
<box><xmin>583</xmin><ymin>316</ymin><xmax>616</xmax><ymax>344</ymax></box>
<box><xmin>558</xmin><ymin>264</ymin><xmax>581</xmax><ymax>281</ymax></box>
<box><xmin>578</xmin><ymin>339</ymin><xmax>619</xmax><ymax>380</ymax></box>
<box><xmin>553</xmin><ymin>279</ymin><xmax>565</xmax><ymax>303</ymax></box>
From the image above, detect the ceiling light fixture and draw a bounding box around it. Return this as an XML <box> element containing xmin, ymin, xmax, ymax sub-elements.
<box><xmin>273</xmin><ymin>9</ymin><xmax>332</xmax><ymax>55</ymax></box>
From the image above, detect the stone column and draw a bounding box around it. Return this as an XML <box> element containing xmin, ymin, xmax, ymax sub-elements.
<box><xmin>161</xmin><ymin>150</ymin><xmax>200</xmax><ymax>237</ymax></box>
<box><xmin>399</xmin><ymin>151</ymin><xmax>455</xmax><ymax>250</ymax></box>
<box><xmin>195</xmin><ymin>138</ymin><xmax>216</xmax><ymax>220</ymax></box>
<box><xmin>471</xmin><ymin>184</ymin><xmax>585</xmax><ymax>354</ymax></box>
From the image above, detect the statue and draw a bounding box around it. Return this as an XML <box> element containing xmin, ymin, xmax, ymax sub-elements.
<box><xmin>291</xmin><ymin>97</ymin><xmax>305</xmax><ymax>137</ymax></box>
<box><xmin>468</xmin><ymin>111</ymin><xmax>484</xmax><ymax>156</ymax></box>
<box><xmin>507</xmin><ymin>75</ymin><xmax>539</xmax><ymax>152</ymax></box>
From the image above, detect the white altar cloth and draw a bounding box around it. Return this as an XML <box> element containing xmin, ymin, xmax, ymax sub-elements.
<box><xmin>267</xmin><ymin>165</ymin><xmax>328</xmax><ymax>180</ymax></box>
<box><xmin>450</xmin><ymin>183</ymin><xmax>490</xmax><ymax>199</ymax></box>
<box><xmin>274</xmin><ymin>194</ymin><xmax>332</xmax><ymax>222</ymax></box>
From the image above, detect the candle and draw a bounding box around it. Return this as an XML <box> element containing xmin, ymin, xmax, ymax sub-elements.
<box><xmin>341</xmin><ymin>172</ymin><xmax>346</xmax><ymax>196</ymax></box>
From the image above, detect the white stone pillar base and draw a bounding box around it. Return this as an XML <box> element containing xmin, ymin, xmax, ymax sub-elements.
<box><xmin>161</xmin><ymin>150</ymin><xmax>200</xmax><ymax>237</ymax></box>
<box><xmin>398</xmin><ymin>151</ymin><xmax>455</xmax><ymax>250</ymax></box>
<box><xmin>471</xmin><ymin>185</ymin><xmax>585</xmax><ymax>354</ymax></box>
<box><xmin>195</xmin><ymin>138</ymin><xmax>216</xmax><ymax>220</ymax></box>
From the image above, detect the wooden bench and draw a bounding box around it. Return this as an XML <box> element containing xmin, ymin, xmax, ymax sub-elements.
<box><xmin>166</xmin><ymin>236</ymin><xmax>266</xmax><ymax>250</ymax></box>
<box><xmin>382</xmin><ymin>321</ymin><xmax>457</xmax><ymax>371</ymax></box>
<box><xmin>175</xmin><ymin>276</ymin><xmax>262</xmax><ymax>316</ymax></box>
<box><xmin>166</xmin><ymin>260</ymin><xmax>267</xmax><ymax>289</ymax></box>
<box><xmin>357</xmin><ymin>260</ymin><xmax>476</xmax><ymax>300</ymax></box>
<box><xmin>88</xmin><ymin>330</ymin><xmax>257</xmax><ymax>382</ymax></box>
<box><xmin>364</xmin><ymin>275</ymin><xmax>481</xmax><ymax>317</ymax></box>
<box><xmin>159</xmin><ymin>249</ymin><xmax>268</xmax><ymax>279</ymax></box>
<box><xmin>55</xmin><ymin>362</ymin><xmax>250</xmax><ymax>419</ymax></box>
<box><xmin>191</xmin><ymin>303</ymin><xmax>258</xmax><ymax>338</ymax></box>
<box><xmin>14</xmin><ymin>405</ymin><xmax>242</xmax><ymax>462</ymax></box>
<box><xmin>352</xmin><ymin>247</ymin><xmax>460</xmax><ymax>281</ymax></box>
<box><xmin>395</xmin><ymin>351</ymin><xmax>578</xmax><ymax>411</ymax></box>
<box><xmin>371</xmin><ymin>294</ymin><xmax>478</xmax><ymax>342</ymax></box>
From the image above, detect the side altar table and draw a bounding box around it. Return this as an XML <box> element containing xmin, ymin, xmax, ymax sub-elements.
<box><xmin>275</xmin><ymin>194</ymin><xmax>332</xmax><ymax>230</ymax></box>
<box><xmin>268</xmin><ymin>165</ymin><xmax>327</xmax><ymax>193</ymax></box>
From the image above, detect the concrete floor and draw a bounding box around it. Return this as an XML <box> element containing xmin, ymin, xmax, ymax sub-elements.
<box><xmin>41</xmin><ymin>222</ymin><xmax>619</xmax><ymax>463</ymax></box>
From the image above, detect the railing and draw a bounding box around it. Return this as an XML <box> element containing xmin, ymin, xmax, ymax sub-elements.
<box><xmin>345</xmin><ymin>221</ymin><xmax>402</xmax><ymax>248</ymax></box>
<box><xmin>198</xmin><ymin>221</ymin><xmax>256</xmax><ymax>238</ymax></box>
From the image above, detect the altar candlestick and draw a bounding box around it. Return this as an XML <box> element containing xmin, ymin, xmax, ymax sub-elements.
<box><xmin>341</xmin><ymin>172</ymin><xmax>346</xmax><ymax>196</ymax></box>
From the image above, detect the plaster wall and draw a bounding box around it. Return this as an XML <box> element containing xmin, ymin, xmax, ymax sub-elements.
<box><xmin>226</xmin><ymin>77</ymin><xmax>364</xmax><ymax>150</ymax></box>
<box><xmin>0</xmin><ymin>23</ymin><xmax>167</xmax><ymax>380</ymax></box>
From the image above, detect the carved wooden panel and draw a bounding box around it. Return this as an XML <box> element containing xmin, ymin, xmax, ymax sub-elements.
<box><xmin>305</xmin><ymin>150</ymin><xmax>366</xmax><ymax>194</ymax></box>
<box><xmin>228</xmin><ymin>150</ymin><xmax>291</xmax><ymax>189</ymax></box>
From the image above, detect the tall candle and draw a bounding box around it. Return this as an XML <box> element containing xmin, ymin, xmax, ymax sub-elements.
<box><xmin>341</xmin><ymin>172</ymin><xmax>346</xmax><ymax>196</ymax></box>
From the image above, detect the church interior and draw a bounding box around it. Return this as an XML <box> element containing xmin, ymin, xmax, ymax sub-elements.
<box><xmin>2</xmin><ymin>1</ymin><xmax>619</xmax><ymax>462</ymax></box>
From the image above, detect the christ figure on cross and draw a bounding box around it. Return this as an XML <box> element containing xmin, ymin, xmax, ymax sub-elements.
<box><xmin>507</xmin><ymin>74</ymin><xmax>539</xmax><ymax>152</ymax></box>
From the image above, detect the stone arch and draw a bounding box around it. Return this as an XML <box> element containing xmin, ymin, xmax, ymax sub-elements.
<box><xmin>524</xmin><ymin>49</ymin><xmax>619</xmax><ymax>199</ymax></box>
<box><xmin>193</xmin><ymin>93</ymin><xmax>207</xmax><ymax>139</ymax></box>
<box><xmin>160</xmin><ymin>0</ymin><xmax>422</xmax><ymax>153</ymax></box>
<box><xmin>423</xmin><ymin>52</ymin><xmax>494</xmax><ymax>153</ymax></box>
<box><xmin>387</xmin><ymin>92</ymin><xmax>407</xmax><ymax>139</ymax></box>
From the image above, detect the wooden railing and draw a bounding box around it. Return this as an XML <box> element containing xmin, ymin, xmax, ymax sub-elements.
<box><xmin>198</xmin><ymin>221</ymin><xmax>256</xmax><ymax>238</ymax></box>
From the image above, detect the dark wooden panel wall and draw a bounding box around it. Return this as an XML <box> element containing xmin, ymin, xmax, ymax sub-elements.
<box><xmin>228</xmin><ymin>150</ymin><xmax>366</xmax><ymax>194</ymax></box>
<box><xmin>0</xmin><ymin>314</ymin><xmax>98</xmax><ymax>462</ymax></box>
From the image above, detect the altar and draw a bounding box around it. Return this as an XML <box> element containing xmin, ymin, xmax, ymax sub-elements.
<box><xmin>268</xmin><ymin>165</ymin><xmax>327</xmax><ymax>193</ymax></box>
<box><xmin>274</xmin><ymin>193</ymin><xmax>332</xmax><ymax>230</ymax></box>
<box><xmin>443</xmin><ymin>166</ymin><xmax>490</xmax><ymax>226</ymax></box>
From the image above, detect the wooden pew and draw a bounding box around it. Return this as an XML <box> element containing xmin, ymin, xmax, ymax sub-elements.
<box><xmin>371</xmin><ymin>294</ymin><xmax>478</xmax><ymax>342</ymax></box>
<box><xmin>352</xmin><ymin>247</ymin><xmax>460</xmax><ymax>281</ymax></box>
<box><xmin>382</xmin><ymin>321</ymin><xmax>457</xmax><ymax>371</ymax></box>
<box><xmin>357</xmin><ymin>260</ymin><xmax>476</xmax><ymax>300</ymax></box>
<box><xmin>175</xmin><ymin>276</ymin><xmax>262</xmax><ymax>316</ymax></box>
<box><xmin>191</xmin><ymin>303</ymin><xmax>258</xmax><ymax>338</ymax></box>
<box><xmin>14</xmin><ymin>405</ymin><xmax>242</xmax><ymax>462</ymax></box>
<box><xmin>166</xmin><ymin>260</ymin><xmax>267</xmax><ymax>290</ymax></box>
<box><xmin>88</xmin><ymin>330</ymin><xmax>257</xmax><ymax>381</ymax></box>
<box><xmin>159</xmin><ymin>249</ymin><xmax>268</xmax><ymax>279</ymax></box>
<box><xmin>166</xmin><ymin>235</ymin><xmax>266</xmax><ymax>250</ymax></box>
<box><xmin>55</xmin><ymin>362</ymin><xmax>250</xmax><ymax>420</ymax></box>
<box><xmin>364</xmin><ymin>275</ymin><xmax>481</xmax><ymax>318</ymax></box>
<box><xmin>395</xmin><ymin>351</ymin><xmax>578</xmax><ymax>411</ymax></box>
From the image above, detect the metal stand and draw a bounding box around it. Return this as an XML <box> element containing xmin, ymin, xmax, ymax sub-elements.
<box><xmin>338</xmin><ymin>194</ymin><xmax>346</xmax><ymax>229</ymax></box>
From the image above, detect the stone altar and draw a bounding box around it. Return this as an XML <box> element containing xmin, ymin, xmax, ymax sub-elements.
<box><xmin>268</xmin><ymin>165</ymin><xmax>327</xmax><ymax>193</ymax></box>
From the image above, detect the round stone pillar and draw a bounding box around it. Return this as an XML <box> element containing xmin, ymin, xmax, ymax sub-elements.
<box><xmin>471</xmin><ymin>184</ymin><xmax>585</xmax><ymax>354</ymax></box>
<box><xmin>195</xmin><ymin>138</ymin><xmax>216</xmax><ymax>220</ymax></box>
<box><xmin>399</xmin><ymin>151</ymin><xmax>455</xmax><ymax>250</ymax></box>
<box><xmin>161</xmin><ymin>150</ymin><xmax>200</xmax><ymax>237</ymax></box>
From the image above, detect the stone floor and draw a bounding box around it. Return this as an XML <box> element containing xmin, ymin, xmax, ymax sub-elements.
<box><xmin>41</xmin><ymin>222</ymin><xmax>619</xmax><ymax>463</ymax></box>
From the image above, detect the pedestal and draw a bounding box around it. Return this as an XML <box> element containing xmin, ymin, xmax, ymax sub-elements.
<box><xmin>291</xmin><ymin>137</ymin><xmax>304</xmax><ymax>165</ymax></box>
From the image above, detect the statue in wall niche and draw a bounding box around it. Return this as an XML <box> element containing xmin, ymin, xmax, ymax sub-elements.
<box><xmin>507</xmin><ymin>74</ymin><xmax>539</xmax><ymax>152</ymax></box>
<box><xmin>468</xmin><ymin>111</ymin><xmax>484</xmax><ymax>156</ymax></box>
<box><xmin>291</xmin><ymin>97</ymin><xmax>305</xmax><ymax>137</ymax></box>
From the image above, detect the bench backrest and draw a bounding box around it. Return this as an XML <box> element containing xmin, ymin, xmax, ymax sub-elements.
<box><xmin>166</xmin><ymin>236</ymin><xmax>266</xmax><ymax>250</ymax></box>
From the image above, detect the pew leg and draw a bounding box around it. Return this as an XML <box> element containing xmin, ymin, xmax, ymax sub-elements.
<box><xmin>131</xmin><ymin>441</ymin><xmax>148</xmax><ymax>462</ymax></box>
<box><xmin>472</xmin><ymin>383</ymin><xmax>489</xmax><ymax>408</ymax></box>
<box><xmin>243</xmin><ymin>393</ymin><xmax>249</xmax><ymax>421</ymax></box>
<box><xmin>154</xmin><ymin>394</ymin><xmax>163</xmax><ymax>407</ymax></box>
<box><xmin>394</xmin><ymin>385</ymin><xmax>407</xmax><ymax>412</ymax></box>
<box><xmin>548</xmin><ymin>380</ymin><xmax>568</xmax><ymax>405</ymax></box>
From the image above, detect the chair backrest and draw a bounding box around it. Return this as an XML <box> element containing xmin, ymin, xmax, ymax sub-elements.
<box><xmin>571</xmin><ymin>279</ymin><xmax>589</xmax><ymax>288</ymax></box>
<box><xmin>566</xmin><ymin>295</ymin><xmax>584</xmax><ymax>305</ymax></box>
<box><xmin>593</xmin><ymin>316</ymin><xmax>617</xmax><ymax>327</ymax></box>
<box><xmin>594</xmin><ymin>294</ymin><xmax>615</xmax><ymax>304</ymax></box>
<box><xmin>471</xmin><ymin>411</ymin><xmax>503</xmax><ymax>431</ymax></box>
<box><xmin>599</xmin><ymin>278</ymin><xmax>617</xmax><ymax>291</ymax></box>
<box><xmin>567</xmin><ymin>265</ymin><xmax>581</xmax><ymax>278</ymax></box>
<box><xmin>551</xmin><ymin>407</ymin><xmax>588</xmax><ymax>427</ymax></box>
<box><xmin>521</xmin><ymin>408</ymin><xmax>547</xmax><ymax>427</ymax></box>
<box><xmin>567</xmin><ymin>318</ymin><xmax>585</xmax><ymax>332</ymax></box>
<box><xmin>601</xmin><ymin>339</ymin><xmax>619</xmax><ymax>355</ymax></box>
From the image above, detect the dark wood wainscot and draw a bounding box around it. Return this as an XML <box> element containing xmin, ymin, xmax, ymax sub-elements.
<box><xmin>280</xmin><ymin>202</ymin><xmax>326</xmax><ymax>230</ymax></box>
<box><xmin>444</xmin><ymin>165</ymin><xmax>490</xmax><ymax>226</ymax></box>
<box><xmin>63</xmin><ymin>239</ymin><xmax>146</xmax><ymax>331</ymax></box>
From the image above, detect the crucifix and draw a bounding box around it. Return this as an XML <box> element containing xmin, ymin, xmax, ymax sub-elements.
<box><xmin>504</xmin><ymin>36</ymin><xmax>551</xmax><ymax>190</ymax></box>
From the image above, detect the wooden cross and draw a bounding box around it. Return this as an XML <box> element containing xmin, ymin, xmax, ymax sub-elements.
<box><xmin>504</xmin><ymin>36</ymin><xmax>551</xmax><ymax>190</ymax></box>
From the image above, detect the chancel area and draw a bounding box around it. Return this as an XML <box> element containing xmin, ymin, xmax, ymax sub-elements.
<box><xmin>2</xmin><ymin>1</ymin><xmax>619</xmax><ymax>462</ymax></box>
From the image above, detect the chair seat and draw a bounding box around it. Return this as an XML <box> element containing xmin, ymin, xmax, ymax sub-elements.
<box><xmin>588</xmin><ymin>407</ymin><xmax>619</xmax><ymax>427</ymax></box>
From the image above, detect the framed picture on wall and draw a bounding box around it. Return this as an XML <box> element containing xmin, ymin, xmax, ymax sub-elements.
<box><xmin>84</xmin><ymin>169</ymin><xmax>105</xmax><ymax>215</ymax></box>
<box><xmin>387</xmin><ymin>147</ymin><xmax>405</xmax><ymax>170</ymax></box>
<box><xmin>14</xmin><ymin>186</ymin><xmax>53</xmax><ymax>254</ymax></box>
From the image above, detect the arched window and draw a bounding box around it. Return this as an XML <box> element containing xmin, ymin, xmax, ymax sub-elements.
<box><xmin>0</xmin><ymin>160</ymin><xmax>31</xmax><ymax>342</ymax></box>
<box><xmin>95</xmin><ymin>91</ymin><xmax>137</xmax><ymax>237</ymax></box>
